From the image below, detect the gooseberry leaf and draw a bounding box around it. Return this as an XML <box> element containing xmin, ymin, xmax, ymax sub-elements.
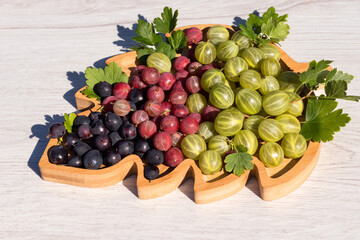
<box><xmin>325</xmin><ymin>80</ymin><xmax>347</xmax><ymax>98</ymax></box>
<box><xmin>266</xmin><ymin>21</ymin><xmax>290</xmax><ymax>42</ymax></box>
<box><xmin>224</xmin><ymin>151</ymin><xmax>253</xmax><ymax>177</ymax></box>
<box><xmin>132</xmin><ymin>19</ymin><xmax>162</xmax><ymax>46</ymax></box>
<box><xmin>154</xmin><ymin>7</ymin><xmax>178</xmax><ymax>34</ymax></box>
<box><xmin>105</xmin><ymin>62</ymin><xmax>128</xmax><ymax>84</ymax></box>
<box><xmin>235</xmin><ymin>144</ymin><xmax>248</xmax><ymax>153</ymax></box>
<box><xmin>240</xmin><ymin>7</ymin><xmax>289</xmax><ymax>46</ymax></box>
<box><xmin>82</xmin><ymin>62</ymin><xmax>128</xmax><ymax>99</ymax></box>
<box><xmin>300</xmin><ymin>98</ymin><xmax>351</xmax><ymax>142</ymax></box>
<box><xmin>325</xmin><ymin>80</ymin><xmax>360</xmax><ymax>102</ymax></box>
<box><xmin>299</xmin><ymin>59</ymin><xmax>332</xmax><ymax>88</ymax></box>
<box><xmin>322</xmin><ymin>68</ymin><xmax>359</xmax><ymax>101</ymax></box>
<box><xmin>155</xmin><ymin>42</ymin><xmax>176</xmax><ymax>60</ymax></box>
<box><xmin>63</xmin><ymin>113</ymin><xmax>77</xmax><ymax>133</ymax></box>
<box><xmin>132</xmin><ymin>46</ymin><xmax>156</xmax><ymax>59</ymax></box>
<box><xmin>239</xmin><ymin>21</ymin><xmax>257</xmax><ymax>40</ymax></box>
<box><xmin>262</xmin><ymin>7</ymin><xmax>277</xmax><ymax>23</ymax></box>
<box><xmin>168</xmin><ymin>30</ymin><xmax>187</xmax><ymax>52</ymax></box>
<box><xmin>326</xmin><ymin>68</ymin><xmax>354</xmax><ymax>84</ymax></box>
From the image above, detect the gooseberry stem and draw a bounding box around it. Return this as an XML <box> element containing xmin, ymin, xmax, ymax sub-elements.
<box><xmin>290</xmin><ymin>89</ymin><xmax>314</xmax><ymax>104</ymax></box>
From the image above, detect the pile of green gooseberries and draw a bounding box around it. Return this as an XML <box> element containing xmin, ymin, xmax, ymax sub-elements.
<box><xmin>148</xmin><ymin>25</ymin><xmax>308</xmax><ymax>175</ymax></box>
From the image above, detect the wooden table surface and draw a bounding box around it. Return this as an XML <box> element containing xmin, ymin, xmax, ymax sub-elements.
<box><xmin>1</xmin><ymin>0</ymin><xmax>360</xmax><ymax>239</ymax></box>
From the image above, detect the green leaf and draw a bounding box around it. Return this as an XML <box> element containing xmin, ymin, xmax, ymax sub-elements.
<box><xmin>261</xmin><ymin>18</ymin><xmax>290</xmax><ymax>42</ymax></box>
<box><xmin>168</xmin><ymin>30</ymin><xmax>187</xmax><ymax>52</ymax></box>
<box><xmin>105</xmin><ymin>62</ymin><xmax>128</xmax><ymax>84</ymax></box>
<box><xmin>325</xmin><ymin>79</ymin><xmax>360</xmax><ymax>102</ymax></box>
<box><xmin>326</xmin><ymin>68</ymin><xmax>354</xmax><ymax>84</ymax></box>
<box><xmin>239</xmin><ymin>22</ymin><xmax>257</xmax><ymax>41</ymax></box>
<box><xmin>153</xmin><ymin>7</ymin><xmax>178</xmax><ymax>34</ymax></box>
<box><xmin>268</xmin><ymin>21</ymin><xmax>290</xmax><ymax>41</ymax></box>
<box><xmin>155</xmin><ymin>42</ymin><xmax>176</xmax><ymax>59</ymax></box>
<box><xmin>240</xmin><ymin>7</ymin><xmax>289</xmax><ymax>46</ymax></box>
<box><xmin>316</xmin><ymin>70</ymin><xmax>330</xmax><ymax>83</ymax></box>
<box><xmin>299</xmin><ymin>60</ymin><xmax>332</xmax><ymax>88</ymax></box>
<box><xmin>224</xmin><ymin>152</ymin><xmax>254</xmax><ymax>177</ymax></box>
<box><xmin>248</xmin><ymin>13</ymin><xmax>263</xmax><ymax>26</ymax></box>
<box><xmin>235</xmin><ymin>144</ymin><xmax>248</xmax><ymax>153</ymax></box>
<box><xmin>247</xmin><ymin>13</ymin><xmax>263</xmax><ymax>34</ymax></box>
<box><xmin>82</xmin><ymin>67</ymin><xmax>105</xmax><ymax>99</ymax></box>
<box><xmin>337</xmin><ymin>96</ymin><xmax>360</xmax><ymax>102</ymax></box>
<box><xmin>262</xmin><ymin>7</ymin><xmax>277</xmax><ymax>23</ymax></box>
<box><xmin>82</xmin><ymin>63</ymin><xmax>127</xmax><ymax>99</ymax></box>
<box><xmin>325</xmin><ymin>80</ymin><xmax>347</xmax><ymax>98</ymax></box>
<box><xmin>63</xmin><ymin>113</ymin><xmax>77</xmax><ymax>133</ymax></box>
<box><xmin>300</xmin><ymin>98</ymin><xmax>351</xmax><ymax>142</ymax></box>
<box><xmin>132</xmin><ymin>19</ymin><xmax>162</xmax><ymax>46</ymax></box>
<box><xmin>276</xmin><ymin>14</ymin><xmax>288</xmax><ymax>23</ymax></box>
<box><xmin>136</xmin><ymin>47</ymin><xmax>155</xmax><ymax>59</ymax></box>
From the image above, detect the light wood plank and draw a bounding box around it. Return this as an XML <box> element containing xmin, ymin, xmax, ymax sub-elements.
<box><xmin>1</xmin><ymin>0</ymin><xmax>360</xmax><ymax>239</ymax></box>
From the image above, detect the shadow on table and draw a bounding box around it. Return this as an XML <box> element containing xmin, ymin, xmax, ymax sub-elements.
<box><xmin>63</xmin><ymin>71</ymin><xmax>87</xmax><ymax>108</ymax></box>
<box><xmin>122</xmin><ymin>175</ymin><xmax>138</xmax><ymax>197</ymax></box>
<box><xmin>28</xmin><ymin>114</ymin><xmax>65</xmax><ymax>178</ymax></box>
<box><xmin>178</xmin><ymin>178</ymin><xmax>195</xmax><ymax>202</ymax></box>
<box><xmin>232</xmin><ymin>10</ymin><xmax>259</xmax><ymax>28</ymax></box>
<box><xmin>246</xmin><ymin>176</ymin><xmax>261</xmax><ymax>198</ymax></box>
<box><xmin>113</xmin><ymin>14</ymin><xmax>147</xmax><ymax>52</ymax></box>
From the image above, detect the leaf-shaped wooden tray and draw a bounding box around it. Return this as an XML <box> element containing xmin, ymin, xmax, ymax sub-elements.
<box><xmin>39</xmin><ymin>24</ymin><xmax>322</xmax><ymax>203</ymax></box>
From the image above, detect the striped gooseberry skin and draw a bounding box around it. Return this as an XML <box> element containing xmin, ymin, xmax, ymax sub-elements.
<box><xmin>186</xmin><ymin>93</ymin><xmax>207</xmax><ymax>114</ymax></box>
<box><xmin>281</xmin><ymin>133</ymin><xmax>307</xmax><ymax>159</ymax></box>
<box><xmin>262</xmin><ymin>90</ymin><xmax>290</xmax><ymax>116</ymax></box>
<box><xmin>224</xmin><ymin>56</ymin><xmax>248</xmax><ymax>82</ymax></box>
<box><xmin>261</xmin><ymin>57</ymin><xmax>281</xmax><ymax>77</ymax></box>
<box><xmin>209</xmin><ymin>84</ymin><xmax>234</xmax><ymax>109</ymax></box>
<box><xmin>286</xmin><ymin>92</ymin><xmax>304</xmax><ymax>116</ymax></box>
<box><xmin>216</xmin><ymin>40</ymin><xmax>239</xmax><ymax>62</ymax></box>
<box><xmin>259</xmin><ymin>142</ymin><xmax>284</xmax><ymax>168</ymax></box>
<box><xmin>197</xmin><ymin>121</ymin><xmax>218</xmax><ymax>143</ymax></box>
<box><xmin>233</xmin><ymin>130</ymin><xmax>259</xmax><ymax>155</ymax></box>
<box><xmin>235</xmin><ymin>88</ymin><xmax>262</xmax><ymax>115</ymax></box>
<box><xmin>244</xmin><ymin>115</ymin><xmax>265</xmax><ymax>138</ymax></box>
<box><xmin>214</xmin><ymin>107</ymin><xmax>244</xmax><ymax>137</ymax></box>
<box><xmin>275</xmin><ymin>114</ymin><xmax>301</xmax><ymax>134</ymax></box>
<box><xmin>185</xmin><ymin>76</ymin><xmax>201</xmax><ymax>93</ymax></box>
<box><xmin>259</xmin><ymin>76</ymin><xmax>280</xmax><ymax>95</ymax></box>
<box><xmin>200</xmin><ymin>68</ymin><xmax>226</xmax><ymax>92</ymax></box>
<box><xmin>195</xmin><ymin>41</ymin><xmax>217</xmax><ymax>65</ymax></box>
<box><xmin>206</xmin><ymin>25</ymin><xmax>230</xmax><ymax>41</ymax></box>
<box><xmin>113</xmin><ymin>99</ymin><xmax>131</xmax><ymax>116</ymax></box>
<box><xmin>277</xmin><ymin>71</ymin><xmax>302</xmax><ymax>92</ymax></box>
<box><xmin>181</xmin><ymin>134</ymin><xmax>207</xmax><ymax>160</ymax></box>
<box><xmin>199</xmin><ymin>150</ymin><xmax>222</xmax><ymax>175</ymax></box>
<box><xmin>169</xmin><ymin>90</ymin><xmax>188</xmax><ymax>105</ymax></box>
<box><xmin>231</xmin><ymin>31</ymin><xmax>250</xmax><ymax>50</ymax></box>
<box><xmin>208</xmin><ymin>135</ymin><xmax>230</xmax><ymax>156</ymax></box>
<box><xmin>146</xmin><ymin>52</ymin><xmax>171</xmax><ymax>73</ymax></box>
<box><xmin>153</xmin><ymin>132</ymin><xmax>172</xmax><ymax>151</ymax></box>
<box><xmin>239</xmin><ymin>69</ymin><xmax>262</xmax><ymax>90</ymax></box>
<box><xmin>259</xmin><ymin>44</ymin><xmax>281</xmax><ymax>61</ymax></box>
<box><xmin>209</xmin><ymin>38</ymin><xmax>224</xmax><ymax>48</ymax></box>
<box><xmin>258</xmin><ymin>119</ymin><xmax>284</xmax><ymax>142</ymax></box>
<box><xmin>241</xmin><ymin>47</ymin><xmax>264</xmax><ymax>69</ymax></box>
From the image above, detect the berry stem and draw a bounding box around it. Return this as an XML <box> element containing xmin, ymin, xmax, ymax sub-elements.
<box><xmin>290</xmin><ymin>89</ymin><xmax>314</xmax><ymax>104</ymax></box>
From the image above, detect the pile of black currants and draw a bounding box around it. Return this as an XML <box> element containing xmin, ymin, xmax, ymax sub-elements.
<box><xmin>48</xmin><ymin>106</ymin><xmax>166</xmax><ymax>180</ymax></box>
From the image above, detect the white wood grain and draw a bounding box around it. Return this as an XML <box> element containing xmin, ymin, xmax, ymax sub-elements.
<box><xmin>1</xmin><ymin>0</ymin><xmax>360</xmax><ymax>239</ymax></box>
